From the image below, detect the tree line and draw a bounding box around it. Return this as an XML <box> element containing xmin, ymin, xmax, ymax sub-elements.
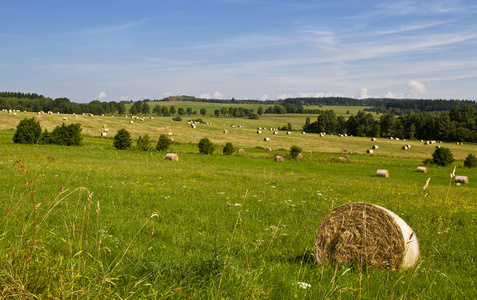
<box><xmin>303</xmin><ymin>105</ymin><xmax>477</xmax><ymax>142</ymax></box>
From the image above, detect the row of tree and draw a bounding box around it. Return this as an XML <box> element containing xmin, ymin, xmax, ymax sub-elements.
<box><xmin>304</xmin><ymin>105</ymin><xmax>477</xmax><ymax>142</ymax></box>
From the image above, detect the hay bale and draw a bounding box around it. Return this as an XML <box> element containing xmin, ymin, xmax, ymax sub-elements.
<box><xmin>342</xmin><ymin>148</ymin><xmax>348</xmax><ymax>153</ymax></box>
<box><xmin>265</xmin><ymin>147</ymin><xmax>272</xmax><ymax>152</ymax></box>
<box><xmin>343</xmin><ymin>154</ymin><xmax>350</xmax><ymax>159</ymax></box>
<box><xmin>223</xmin><ymin>130</ymin><xmax>228</xmax><ymax>134</ymax></box>
<box><xmin>315</xmin><ymin>202</ymin><xmax>419</xmax><ymax>269</ymax></box>
<box><xmin>167</xmin><ymin>132</ymin><xmax>173</xmax><ymax>136</ymax></box>
<box><xmin>104</xmin><ymin>128</ymin><xmax>109</xmax><ymax>132</ymax></box>
<box><xmin>297</xmin><ymin>153</ymin><xmax>303</xmax><ymax>159</ymax></box>
<box><xmin>274</xmin><ymin>156</ymin><xmax>285</xmax><ymax>162</ymax></box>
<box><xmin>63</xmin><ymin>117</ymin><xmax>68</xmax><ymax>121</ymax></box>
<box><xmin>101</xmin><ymin>132</ymin><xmax>107</xmax><ymax>137</ymax></box>
<box><xmin>129</xmin><ymin>120</ymin><xmax>134</xmax><ymax>124</ymax></box>
<box><xmin>372</xmin><ymin>145</ymin><xmax>378</xmax><ymax>149</ymax></box>
<box><xmin>257</xmin><ymin>130</ymin><xmax>261</xmax><ymax>134</ymax></box>
<box><xmin>238</xmin><ymin>149</ymin><xmax>245</xmax><ymax>154</ymax></box>
<box><xmin>366</xmin><ymin>149</ymin><xmax>373</xmax><ymax>154</ymax></box>
<box><xmin>455</xmin><ymin>176</ymin><xmax>468</xmax><ymax>184</ymax></box>
<box><xmin>416</xmin><ymin>166</ymin><xmax>427</xmax><ymax>173</ymax></box>
<box><xmin>371</xmin><ymin>138</ymin><xmax>376</xmax><ymax>141</ymax></box>
<box><xmin>402</xmin><ymin>145</ymin><xmax>408</xmax><ymax>150</ymax></box>
<box><xmin>264</xmin><ymin>137</ymin><xmax>269</xmax><ymax>141</ymax></box>
<box><xmin>376</xmin><ymin>169</ymin><xmax>389</xmax><ymax>177</ymax></box>
<box><xmin>165</xmin><ymin>153</ymin><xmax>179</xmax><ymax>161</ymax></box>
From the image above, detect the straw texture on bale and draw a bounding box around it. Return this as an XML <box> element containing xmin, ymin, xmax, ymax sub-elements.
<box><xmin>416</xmin><ymin>166</ymin><xmax>427</xmax><ymax>173</ymax></box>
<box><xmin>238</xmin><ymin>149</ymin><xmax>245</xmax><ymax>154</ymax></box>
<box><xmin>274</xmin><ymin>156</ymin><xmax>285</xmax><ymax>162</ymax></box>
<box><xmin>376</xmin><ymin>169</ymin><xmax>389</xmax><ymax>177</ymax></box>
<box><xmin>315</xmin><ymin>202</ymin><xmax>419</xmax><ymax>269</ymax></box>
<box><xmin>455</xmin><ymin>176</ymin><xmax>468</xmax><ymax>184</ymax></box>
<box><xmin>165</xmin><ymin>153</ymin><xmax>179</xmax><ymax>161</ymax></box>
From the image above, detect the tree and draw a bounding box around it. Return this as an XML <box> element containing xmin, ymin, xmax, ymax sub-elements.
<box><xmin>117</xmin><ymin>102</ymin><xmax>126</xmax><ymax>115</ymax></box>
<box><xmin>141</xmin><ymin>103</ymin><xmax>150</xmax><ymax>115</ymax></box>
<box><xmin>156</xmin><ymin>134</ymin><xmax>171</xmax><ymax>151</ymax></box>
<box><xmin>153</xmin><ymin>105</ymin><xmax>162</xmax><ymax>116</ymax></box>
<box><xmin>290</xmin><ymin>145</ymin><xmax>302</xmax><ymax>159</ymax></box>
<box><xmin>464</xmin><ymin>154</ymin><xmax>477</xmax><ymax>168</ymax></box>
<box><xmin>200</xmin><ymin>108</ymin><xmax>207</xmax><ymax>116</ymax></box>
<box><xmin>169</xmin><ymin>106</ymin><xmax>177</xmax><ymax>115</ymax></box>
<box><xmin>161</xmin><ymin>106</ymin><xmax>170</xmax><ymax>116</ymax></box>
<box><xmin>257</xmin><ymin>106</ymin><xmax>264</xmax><ymax>116</ymax></box>
<box><xmin>220</xmin><ymin>107</ymin><xmax>227</xmax><ymax>116</ymax></box>
<box><xmin>13</xmin><ymin>117</ymin><xmax>42</xmax><ymax>144</ymax></box>
<box><xmin>214</xmin><ymin>109</ymin><xmax>220</xmax><ymax>117</ymax></box>
<box><xmin>178</xmin><ymin>107</ymin><xmax>185</xmax><ymax>116</ymax></box>
<box><xmin>223</xmin><ymin>142</ymin><xmax>234</xmax><ymax>155</ymax></box>
<box><xmin>187</xmin><ymin>107</ymin><xmax>193</xmax><ymax>116</ymax></box>
<box><xmin>49</xmin><ymin>123</ymin><xmax>83</xmax><ymax>146</ymax></box>
<box><xmin>198</xmin><ymin>137</ymin><xmax>214</xmax><ymax>154</ymax></box>
<box><xmin>113</xmin><ymin>128</ymin><xmax>132</xmax><ymax>150</ymax></box>
<box><xmin>432</xmin><ymin>147</ymin><xmax>454</xmax><ymax>166</ymax></box>
<box><xmin>136</xmin><ymin>134</ymin><xmax>152</xmax><ymax>151</ymax></box>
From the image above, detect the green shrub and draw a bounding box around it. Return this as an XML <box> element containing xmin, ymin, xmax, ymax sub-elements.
<box><xmin>13</xmin><ymin>117</ymin><xmax>42</xmax><ymax>144</ymax></box>
<box><xmin>223</xmin><ymin>142</ymin><xmax>234</xmax><ymax>155</ymax></box>
<box><xmin>431</xmin><ymin>147</ymin><xmax>454</xmax><ymax>166</ymax></box>
<box><xmin>49</xmin><ymin>123</ymin><xmax>83</xmax><ymax>146</ymax></box>
<box><xmin>172</xmin><ymin>116</ymin><xmax>182</xmax><ymax>121</ymax></box>
<box><xmin>290</xmin><ymin>145</ymin><xmax>302</xmax><ymax>159</ymax></box>
<box><xmin>156</xmin><ymin>134</ymin><xmax>171</xmax><ymax>151</ymax></box>
<box><xmin>464</xmin><ymin>153</ymin><xmax>477</xmax><ymax>168</ymax></box>
<box><xmin>113</xmin><ymin>128</ymin><xmax>132</xmax><ymax>150</ymax></box>
<box><xmin>136</xmin><ymin>134</ymin><xmax>152</xmax><ymax>151</ymax></box>
<box><xmin>198</xmin><ymin>137</ymin><xmax>214</xmax><ymax>155</ymax></box>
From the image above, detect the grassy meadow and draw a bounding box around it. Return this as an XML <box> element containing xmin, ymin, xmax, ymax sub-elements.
<box><xmin>0</xmin><ymin>110</ymin><xmax>476</xmax><ymax>299</ymax></box>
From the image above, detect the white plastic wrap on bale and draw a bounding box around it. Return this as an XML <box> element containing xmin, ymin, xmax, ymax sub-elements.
<box><xmin>165</xmin><ymin>153</ymin><xmax>179</xmax><ymax>161</ymax></box>
<box><xmin>417</xmin><ymin>166</ymin><xmax>427</xmax><ymax>173</ymax></box>
<box><xmin>455</xmin><ymin>176</ymin><xmax>468</xmax><ymax>184</ymax></box>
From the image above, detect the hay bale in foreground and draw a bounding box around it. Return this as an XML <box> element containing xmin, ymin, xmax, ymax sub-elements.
<box><xmin>165</xmin><ymin>153</ymin><xmax>179</xmax><ymax>161</ymax></box>
<box><xmin>455</xmin><ymin>176</ymin><xmax>468</xmax><ymax>184</ymax></box>
<box><xmin>416</xmin><ymin>166</ymin><xmax>427</xmax><ymax>173</ymax></box>
<box><xmin>238</xmin><ymin>149</ymin><xmax>245</xmax><ymax>154</ymax></box>
<box><xmin>274</xmin><ymin>156</ymin><xmax>285</xmax><ymax>162</ymax></box>
<box><xmin>315</xmin><ymin>202</ymin><xmax>419</xmax><ymax>269</ymax></box>
<box><xmin>376</xmin><ymin>169</ymin><xmax>389</xmax><ymax>177</ymax></box>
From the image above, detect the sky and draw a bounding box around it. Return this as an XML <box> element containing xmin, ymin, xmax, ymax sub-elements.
<box><xmin>1</xmin><ymin>0</ymin><xmax>476</xmax><ymax>103</ymax></box>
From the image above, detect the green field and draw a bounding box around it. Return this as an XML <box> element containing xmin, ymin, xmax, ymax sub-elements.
<box><xmin>0</xmin><ymin>111</ymin><xmax>476</xmax><ymax>298</ymax></box>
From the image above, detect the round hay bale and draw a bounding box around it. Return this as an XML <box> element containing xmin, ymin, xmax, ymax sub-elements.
<box><xmin>274</xmin><ymin>156</ymin><xmax>285</xmax><ymax>162</ymax></box>
<box><xmin>371</xmin><ymin>138</ymin><xmax>376</xmax><ymax>141</ymax></box>
<box><xmin>223</xmin><ymin>130</ymin><xmax>228</xmax><ymax>134</ymax></box>
<box><xmin>265</xmin><ymin>147</ymin><xmax>272</xmax><ymax>152</ymax></box>
<box><xmin>165</xmin><ymin>153</ymin><xmax>179</xmax><ymax>161</ymax></box>
<box><xmin>315</xmin><ymin>202</ymin><xmax>419</xmax><ymax>269</ymax></box>
<box><xmin>297</xmin><ymin>153</ymin><xmax>303</xmax><ymax>159</ymax></box>
<box><xmin>264</xmin><ymin>137</ymin><xmax>269</xmax><ymax>142</ymax></box>
<box><xmin>343</xmin><ymin>154</ymin><xmax>350</xmax><ymax>159</ymax></box>
<box><xmin>455</xmin><ymin>176</ymin><xmax>468</xmax><ymax>184</ymax></box>
<box><xmin>366</xmin><ymin>149</ymin><xmax>373</xmax><ymax>154</ymax></box>
<box><xmin>101</xmin><ymin>132</ymin><xmax>107</xmax><ymax>137</ymax></box>
<box><xmin>376</xmin><ymin>169</ymin><xmax>389</xmax><ymax>177</ymax></box>
<box><xmin>402</xmin><ymin>145</ymin><xmax>408</xmax><ymax>150</ymax></box>
<box><xmin>416</xmin><ymin>166</ymin><xmax>427</xmax><ymax>173</ymax></box>
<box><xmin>372</xmin><ymin>145</ymin><xmax>378</xmax><ymax>149</ymax></box>
<box><xmin>435</xmin><ymin>145</ymin><xmax>440</xmax><ymax>149</ymax></box>
<box><xmin>238</xmin><ymin>149</ymin><xmax>245</xmax><ymax>154</ymax></box>
<box><xmin>257</xmin><ymin>130</ymin><xmax>261</xmax><ymax>134</ymax></box>
<box><xmin>342</xmin><ymin>148</ymin><xmax>348</xmax><ymax>153</ymax></box>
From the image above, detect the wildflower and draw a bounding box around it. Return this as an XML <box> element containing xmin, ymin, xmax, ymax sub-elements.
<box><xmin>297</xmin><ymin>282</ymin><xmax>311</xmax><ymax>289</ymax></box>
<box><xmin>423</xmin><ymin>178</ymin><xmax>430</xmax><ymax>191</ymax></box>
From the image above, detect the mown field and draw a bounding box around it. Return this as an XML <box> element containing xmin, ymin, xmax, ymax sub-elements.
<box><xmin>0</xmin><ymin>110</ymin><xmax>476</xmax><ymax>299</ymax></box>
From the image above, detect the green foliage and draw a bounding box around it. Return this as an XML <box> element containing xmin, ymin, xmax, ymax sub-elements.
<box><xmin>13</xmin><ymin>117</ymin><xmax>42</xmax><ymax>144</ymax></box>
<box><xmin>431</xmin><ymin>147</ymin><xmax>454</xmax><ymax>166</ymax></box>
<box><xmin>200</xmin><ymin>108</ymin><xmax>207</xmax><ymax>116</ymax></box>
<box><xmin>136</xmin><ymin>134</ymin><xmax>152</xmax><ymax>151</ymax></box>
<box><xmin>198</xmin><ymin>137</ymin><xmax>214</xmax><ymax>155</ymax></box>
<box><xmin>156</xmin><ymin>134</ymin><xmax>171</xmax><ymax>151</ymax></box>
<box><xmin>172</xmin><ymin>116</ymin><xmax>182</xmax><ymax>121</ymax></box>
<box><xmin>464</xmin><ymin>153</ymin><xmax>477</xmax><ymax>168</ymax></box>
<box><xmin>48</xmin><ymin>123</ymin><xmax>83</xmax><ymax>146</ymax></box>
<box><xmin>223</xmin><ymin>142</ymin><xmax>234</xmax><ymax>155</ymax></box>
<box><xmin>290</xmin><ymin>145</ymin><xmax>302</xmax><ymax>159</ymax></box>
<box><xmin>113</xmin><ymin>128</ymin><xmax>132</xmax><ymax>150</ymax></box>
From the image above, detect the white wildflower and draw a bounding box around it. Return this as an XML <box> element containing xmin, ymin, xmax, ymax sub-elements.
<box><xmin>297</xmin><ymin>282</ymin><xmax>311</xmax><ymax>289</ymax></box>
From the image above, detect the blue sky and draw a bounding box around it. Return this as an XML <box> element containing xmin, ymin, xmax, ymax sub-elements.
<box><xmin>1</xmin><ymin>0</ymin><xmax>476</xmax><ymax>103</ymax></box>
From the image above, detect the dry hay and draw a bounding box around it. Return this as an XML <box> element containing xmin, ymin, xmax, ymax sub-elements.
<box><xmin>274</xmin><ymin>156</ymin><xmax>285</xmax><ymax>162</ymax></box>
<box><xmin>265</xmin><ymin>147</ymin><xmax>272</xmax><ymax>152</ymax></box>
<box><xmin>372</xmin><ymin>145</ymin><xmax>378</xmax><ymax>149</ymax></box>
<box><xmin>264</xmin><ymin>137</ymin><xmax>270</xmax><ymax>141</ymax></box>
<box><xmin>366</xmin><ymin>149</ymin><xmax>373</xmax><ymax>154</ymax></box>
<box><xmin>165</xmin><ymin>153</ymin><xmax>179</xmax><ymax>161</ymax></box>
<box><xmin>223</xmin><ymin>130</ymin><xmax>228</xmax><ymax>134</ymax></box>
<box><xmin>315</xmin><ymin>202</ymin><xmax>419</xmax><ymax>269</ymax></box>
<box><xmin>376</xmin><ymin>169</ymin><xmax>389</xmax><ymax>177</ymax></box>
<box><xmin>455</xmin><ymin>176</ymin><xmax>468</xmax><ymax>184</ymax></box>
<box><xmin>238</xmin><ymin>149</ymin><xmax>245</xmax><ymax>154</ymax></box>
<box><xmin>297</xmin><ymin>153</ymin><xmax>303</xmax><ymax>159</ymax></box>
<box><xmin>342</xmin><ymin>148</ymin><xmax>348</xmax><ymax>153</ymax></box>
<box><xmin>416</xmin><ymin>166</ymin><xmax>427</xmax><ymax>173</ymax></box>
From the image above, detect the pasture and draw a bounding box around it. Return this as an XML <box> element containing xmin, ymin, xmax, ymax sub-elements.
<box><xmin>0</xmin><ymin>110</ymin><xmax>476</xmax><ymax>299</ymax></box>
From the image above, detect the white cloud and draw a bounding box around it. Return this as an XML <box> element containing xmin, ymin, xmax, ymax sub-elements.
<box><xmin>98</xmin><ymin>92</ymin><xmax>107</xmax><ymax>100</ymax></box>
<box><xmin>408</xmin><ymin>80</ymin><xmax>427</xmax><ymax>97</ymax></box>
<box><xmin>213</xmin><ymin>91</ymin><xmax>224</xmax><ymax>99</ymax></box>
<box><xmin>261</xmin><ymin>94</ymin><xmax>270</xmax><ymax>100</ymax></box>
<box><xmin>163</xmin><ymin>92</ymin><xmax>172</xmax><ymax>98</ymax></box>
<box><xmin>359</xmin><ymin>88</ymin><xmax>370</xmax><ymax>99</ymax></box>
<box><xmin>119</xmin><ymin>96</ymin><xmax>129</xmax><ymax>101</ymax></box>
<box><xmin>200</xmin><ymin>93</ymin><xmax>210</xmax><ymax>99</ymax></box>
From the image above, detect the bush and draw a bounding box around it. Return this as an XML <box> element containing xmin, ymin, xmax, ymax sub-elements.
<box><xmin>113</xmin><ymin>128</ymin><xmax>132</xmax><ymax>150</ymax></box>
<box><xmin>290</xmin><ymin>145</ymin><xmax>302</xmax><ymax>159</ymax></box>
<box><xmin>431</xmin><ymin>147</ymin><xmax>454</xmax><ymax>166</ymax></box>
<box><xmin>198</xmin><ymin>137</ymin><xmax>214</xmax><ymax>155</ymax></box>
<box><xmin>223</xmin><ymin>142</ymin><xmax>234</xmax><ymax>155</ymax></box>
<box><xmin>13</xmin><ymin>117</ymin><xmax>42</xmax><ymax>144</ymax></box>
<box><xmin>156</xmin><ymin>134</ymin><xmax>171</xmax><ymax>151</ymax></box>
<box><xmin>464</xmin><ymin>154</ymin><xmax>477</xmax><ymax>168</ymax></box>
<box><xmin>49</xmin><ymin>123</ymin><xmax>83</xmax><ymax>146</ymax></box>
<box><xmin>172</xmin><ymin>116</ymin><xmax>182</xmax><ymax>121</ymax></box>
<box><xmin>136</xmin><ymin>134</ymin><xmax>152</xmax><ymax>151</ymax></box>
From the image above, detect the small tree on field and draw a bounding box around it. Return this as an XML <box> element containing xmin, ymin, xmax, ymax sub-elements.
<box><xmin>464</xmin><ymin>153</ymin><xmax>477</xmax><ymax>168</ymax></box>
<box><xmin>113</xmin><ymin>128</ymin><xmax>132</xmax><ymax>150</ymax></box>
<box><xmin>223</xmin><ymin>142</ymin><xmax>234</xmax><ymax>155</ymax></box>
<box><xmin>290</xmin><ymin>145</ymin><xmax>302</xmax><ymax>159</ymax></box>
<box><xmin>49</xmin><ymin>123</ymin><xmax>83</xmax><ymax>146</ymax></box>
<box><xmin>200</xmin><ymin>108</ymin><xmax>207</xmax><ymax>116</ymax></box>
<box><xmin>136</xmin><ymin>134</ymin><xmax>152</xmax><ymax>151</ymax></box>
<box><xmin>198</xmin><ymin>137</ymin><xmax>214</xmax><ymax>155</ymax></box>
<box><xmin>156</xmin><ymin>134</ymin><xmax>171</xmax><ymax>151</ymax></box>
<box><xmin>431</xmin><ymin>147</ymin><xmax>454</xmax><ymax>166</ymax></box>
<box><xmin>13</xmin><ymin>117</ymin><xmax>42</xmax><ymax>144</ymax></box>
